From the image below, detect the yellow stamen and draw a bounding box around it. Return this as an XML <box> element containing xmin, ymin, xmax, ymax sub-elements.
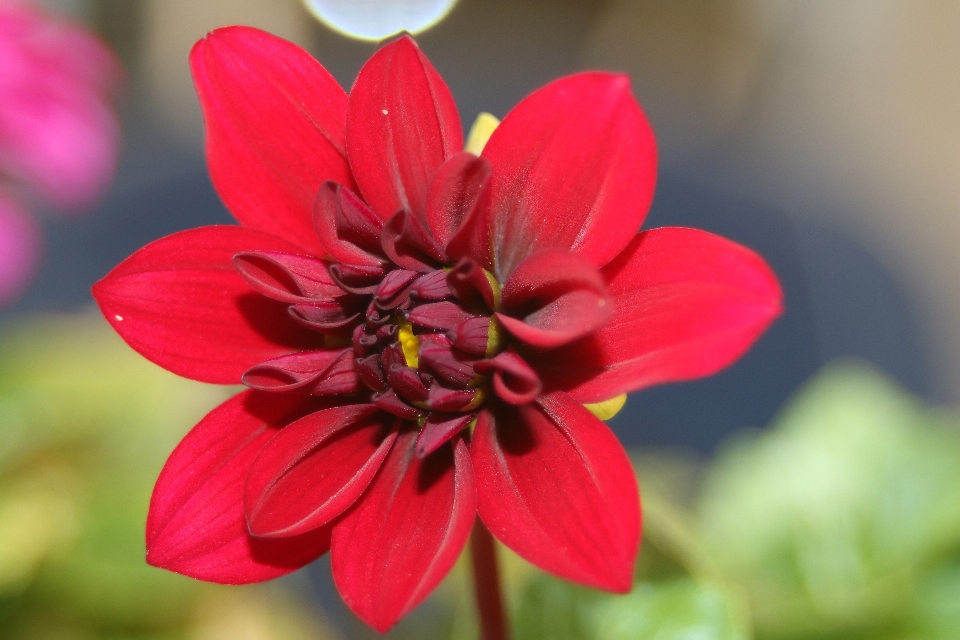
<box><xmin>397</xmin><ymin>318</ymin><xmax>420</xmax><ymax>368</ymax></box>
<box><xmin>461</xmin><ymin>387</ymin><xmax>487</xmax><ymax>412</ymax></box>
<box><xmin>483</xmin><ymin>269</ymin><xmax>502</xmax><ymax>311</ymax></box>
<box><xmin>485</xmin><ymin>315</ymin><xmax>505</xmax><ymax>358</ymax></box>
<box><xmin>584</xmin><ymin>394</ymin><xmax>627</xmax><ymax>420</ymax></box>
<box><xmin>465</xmin><ymin>112</ymin><xmax>500</xmax><ymax>155</ymax></box>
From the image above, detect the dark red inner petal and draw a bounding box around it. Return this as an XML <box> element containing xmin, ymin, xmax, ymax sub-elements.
<box><xmin>289</xmin><ymin>299</ymin><xmax>364</xmax><ymax>333</ymax></box>
<box><xmin>242</xmin><ymin>348</ymin><xmax>358</xmax><ymax>395</ymax></box>
<box><xmin>328</xmin><ymin>263</ymin><xmax>385</xmax><ymax>295</ymax></box>
<box><xmin>498</xmin><ymin>248</ymin><xmax>612</xmax><ymax>349</ymax></box>
<box><xmin>380</xmin><ymin>209</ymin><xmax>448</xmax><ymax>272</ymax></box>
<box><xmin>314</xmin><ymin>181</ymin><xmax>386</xmax><ymax>266</ymax></box>
<box><xmin>407</xmin><ymin>301</ymin><xmax>475</xmax><ymax>330</ymax></box>
<box><xmin>234</xmin><ymin>251</ymin><xmax>341</xmax><ymax>303</ymax></box>
<box><xmin>475</xmin><ymin>350</ymin><xmax>542</xmax><ymax>405</ymax></box>
<box><xmin>447</xmin><ymin>257</ymin><xmax>497</xmax><ymax>311</ymax></box>
<box><xmin>416</xmin><ymin>412</ymin><xmax>475</xmax><ymax>458</ymax></box>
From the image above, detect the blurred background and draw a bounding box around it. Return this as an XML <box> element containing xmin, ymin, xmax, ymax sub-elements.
<box><xmin>1</xmin><ymin>0</ymin><xmax>959</xmax><ymax>638</ymax></box>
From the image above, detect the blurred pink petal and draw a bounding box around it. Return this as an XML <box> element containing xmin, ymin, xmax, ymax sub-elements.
<box><xmin>0</xmin><ymin>192</ymin><xmax>41</xmax><ymax>305</ymax></box>
<box><xmin>0</xmin><ymin>2</ymin><xmax>122</xmax><ymax>210</ymax></box>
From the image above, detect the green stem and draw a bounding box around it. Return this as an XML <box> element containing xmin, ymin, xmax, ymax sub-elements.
<box><xmin>470</xmin><ymin>520</ymin><xmax>510</xmax><ymax>640</ymax></box>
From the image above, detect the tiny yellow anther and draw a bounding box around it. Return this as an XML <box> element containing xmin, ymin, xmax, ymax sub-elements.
<box><xmin>397</xmin><ymin>318</ymin><xmax>420</xmax><ymax>368</ymax></box>
<box><xmin>584</xmin><ymin>394</ymin><xmax>627</xmax><ymax>421</ymax></box>
<box><xmin>465</xmin><ymin>112</ymin><xmax>500</xmax><ymax>155</ymax></box>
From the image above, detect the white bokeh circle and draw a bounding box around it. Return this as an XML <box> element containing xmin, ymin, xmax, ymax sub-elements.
<box><xmin>303</xmin><ymin>0</ymin><xmax>460</xmax><ymax>41</ymax></box>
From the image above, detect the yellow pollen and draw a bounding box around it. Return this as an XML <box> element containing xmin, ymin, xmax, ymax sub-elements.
<box><xmin>584</xmin><ymin>394</ymin><xmax>627</xmax><ymax>420</ymax></box>
<box><xmin>397</xmin><ymin>318</ymin><xmax>420</xmax><ymax>368</ymax></box>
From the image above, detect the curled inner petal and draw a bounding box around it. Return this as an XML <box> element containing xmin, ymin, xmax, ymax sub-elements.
<box><xmin>498</xmin><ymin>248</ymin><xmax>611</xmax><ymax>349</ymax></box>
<box><xmin>314</xmin><ymin>182</ymin><xmax>386</xmax><ymax>266</ymax></box>
<box><xmin>475</xmin><ymin>350</ymin><xmax>542</xmax><ymax>405</ymax></box>
<box><xmin>233</xmin><ymin>251</ymin><xmax>341</xmax><ymax>303</ymax></box>
<box><xmin>380</xmin><ymin>209</ymin><xmax>448</xmax><ymax>272</ymax></box>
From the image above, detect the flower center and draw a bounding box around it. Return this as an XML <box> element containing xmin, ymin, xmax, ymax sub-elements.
<box><xmin>348</xmin><ymin>262</ymin><xmax>503</xmax><ymax>422</ymax></box>
<box><xmin>396</xmin><ymin>318</ymin><xmax>420</xmax><ymax>368</ymax></box>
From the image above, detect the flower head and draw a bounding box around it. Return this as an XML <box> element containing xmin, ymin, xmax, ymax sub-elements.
<box><xmin>93</xmin><ymin>27</ymin><xmax>782</xmax><ymax>632</ymax></box>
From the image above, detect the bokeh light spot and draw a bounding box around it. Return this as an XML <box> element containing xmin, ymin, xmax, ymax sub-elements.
<box><xmin>302</xmin><ymin>0</ymin><xmax>460</xmax><ymax>41</ymax></box>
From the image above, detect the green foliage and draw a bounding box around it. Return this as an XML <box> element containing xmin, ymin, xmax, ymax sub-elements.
<box><xmin>512</xmin><ymin>574</ymin><xmax>749</xmax><ymax>640</ymax></box>
<box><xmin>698</xmin><ymin>361</ymin><xmax>960</xmax><ymax>639</ymax></box>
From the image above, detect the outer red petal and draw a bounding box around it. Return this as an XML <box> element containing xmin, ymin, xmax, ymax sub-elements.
<box><xmin>244</xmin><ymin>405</ymin><xmax>396</xmax><ymax>537</ymax></box>
<box><xmin>92</xmin><ymin>226</ymin><xmax>319</xmax><ymax>384</ymax></box>
<box><xmin>191</xmin><ymin>27</ymin><xmax>353</xmax><ymax>252</ymax></box>
<box><xmin>536</xmin><ymin>228</ymin><xmax>784</xmax><ymax>402</ymax></box>
<box><xmin>331</xmin><ymin>431</ymin><xmax>476</xmax><ymax>632</ymax></box>
<box><xmin>146</xmin><ymin>391</ymin><xmax>331</xmax><ymax>584</ymax></box>
<box><xmin>346</xmin><ymin>35</ymin><xmax>463</xmax><ymax>220</ymax></box>
<box><xmin>472</xmin><ymin>393</ymin><xmax>640</xmax><ymax>592</ymax></box>
<box><xmin>479</xmin><ymin>72</ymin><xmax>656</xmax><ymax>279</ymax></box>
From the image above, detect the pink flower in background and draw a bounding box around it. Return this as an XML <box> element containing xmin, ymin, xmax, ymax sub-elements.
<box><xmin>0</xmin><ymin>194</ymin><xmax>39</xmax><ymax>304</ymax></box>
<box><xmin>0</xmin><ymin>1</ymin><xmax>121</xmax><ymax>305</ymax></box>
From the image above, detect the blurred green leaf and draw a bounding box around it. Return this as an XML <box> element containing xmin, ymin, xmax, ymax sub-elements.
<box><xmin>591</xmin><ymin>579</ymin><xmax>750</xmax><ymax>640</ymax></box>
<box><xmin>697</xmin><ymin>360</ymin><xmax>960</xmax><ymax>639</ymax></box>
<box><xmin>514</xmin><ymin>573</ymin><xmax>598</xmax><ymax>640</ymax></box>
<box><xmin>513</xmin><ymin>572</ymin><xmax>749</xmax><ymax>640</ymax></box>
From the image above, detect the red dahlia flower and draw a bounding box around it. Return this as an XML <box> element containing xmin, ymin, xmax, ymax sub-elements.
<box><xmin>92</xmin><ymin>27</ymin><xmax>781</xmax><ymax>632</ymax></box>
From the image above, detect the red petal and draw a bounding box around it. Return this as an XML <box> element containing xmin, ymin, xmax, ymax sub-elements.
<box><xmin>425</xmin><ymin>152</ymin><xmax>491</xmax><ymax>248</ymax></box>
<box><xmin>233</xmin><ymin>251</ymin><xmax>342</xmax><ymax>304</ymax></box>
<box><xmin>245</xmin><ymin>405</ymin><xmax>395</xmax><ymax>537</ymax></box>
<box><xmin>408</xmin><ymin>300</ymin><xmax>475</xmax><ymax>330</ymax></box>
<box><xmin>331</xmin><ymin>431</ymin><xmax>476</xmax><ymax>632</ymax></box>
<box><xmin>418</xmin><ymin>334</ymin><xmax>479</xmax><ymax>387</ymax></box>
<box><xmin>92</xmin><ymin>226</ymin><xmax>319</xmax><ymax>384</ymax></box>
<box><xmin>373</xmin><ymin>389</ymin><xmax>423</xmax><ymax>419</ymax></box>
<box><xmin>380</xmin><ymin>209</ymin><xmax>448</xmax><ymax>272</ymax></box>
<box><xmin>474</xmin><ymin>350</ymin><xmax>542</xmax><ymax>405</ymax></box>
<box><xmin>346</xmin><ymin>35</ymin><xmax>462</xmax><ymax>219</ymax></box>
<box><xmin>374</xmin><ymin>268</ymin><xmax>419</xmax><ymax>309</ymax></box>
<box><xmin>146</xmin><ymin>391</ymin><xmax>331</xmax><ymax>584</ymax></box>
<box><xmin>479</xmin><ymin>73</ymin><xmax>656</xmax><ymax>278</ymax></box>
<box><xmin>410</xmin><ymin>269</ymin><xmax>453</xmax><ymax>300</ymax></box>
<box><xmin>472</xmin><ymin>393</ymin><xmax>640</xmax><ymax>592</ymax></box>
<box><xmin>496</xmin><ymin>249</ymin><xmax>611</xmax><ymax>349</ymax></box>
<box><xmin>289</xmin><ymin>299</ymin><xmax>364</xmax><ymax>333</ymax></box>
<box><xmin>313</xmin><ymin>182</ymin><xmax>386</xmax><ymax>267</ymax></box>
<box><xmin>451</xmin><ymin>316</ymin><xmax>495</xmax><ymax>356</ymax></box>
<box><xmin>416</xmin><ymin>413</ymin><xmax>475</xmax><ymax>458</ymax></box>
<box><xmin>242</xmin><ymin>348</ymin><xmax>359</xmax><ymax>395</ymax></box>
<box><xmin>536</xmin><ymin>228</ymin><xmax>784</xmax><ymax>401</ymax></box>
<box><xmin>447</xmin><ymin>257</ymin><xmax>497</xmax><ymax>310</ymax></box>
<box><xmin>191</xmin><ymin>27</ymin><xmax>353</xmax><ymax>252</ymax></box>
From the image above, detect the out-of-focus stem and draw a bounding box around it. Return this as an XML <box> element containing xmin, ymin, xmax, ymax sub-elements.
<box><xmin>470</xmin><ymin>519</ymin><xmax>510</xmax><ymax>640</ymax></box>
